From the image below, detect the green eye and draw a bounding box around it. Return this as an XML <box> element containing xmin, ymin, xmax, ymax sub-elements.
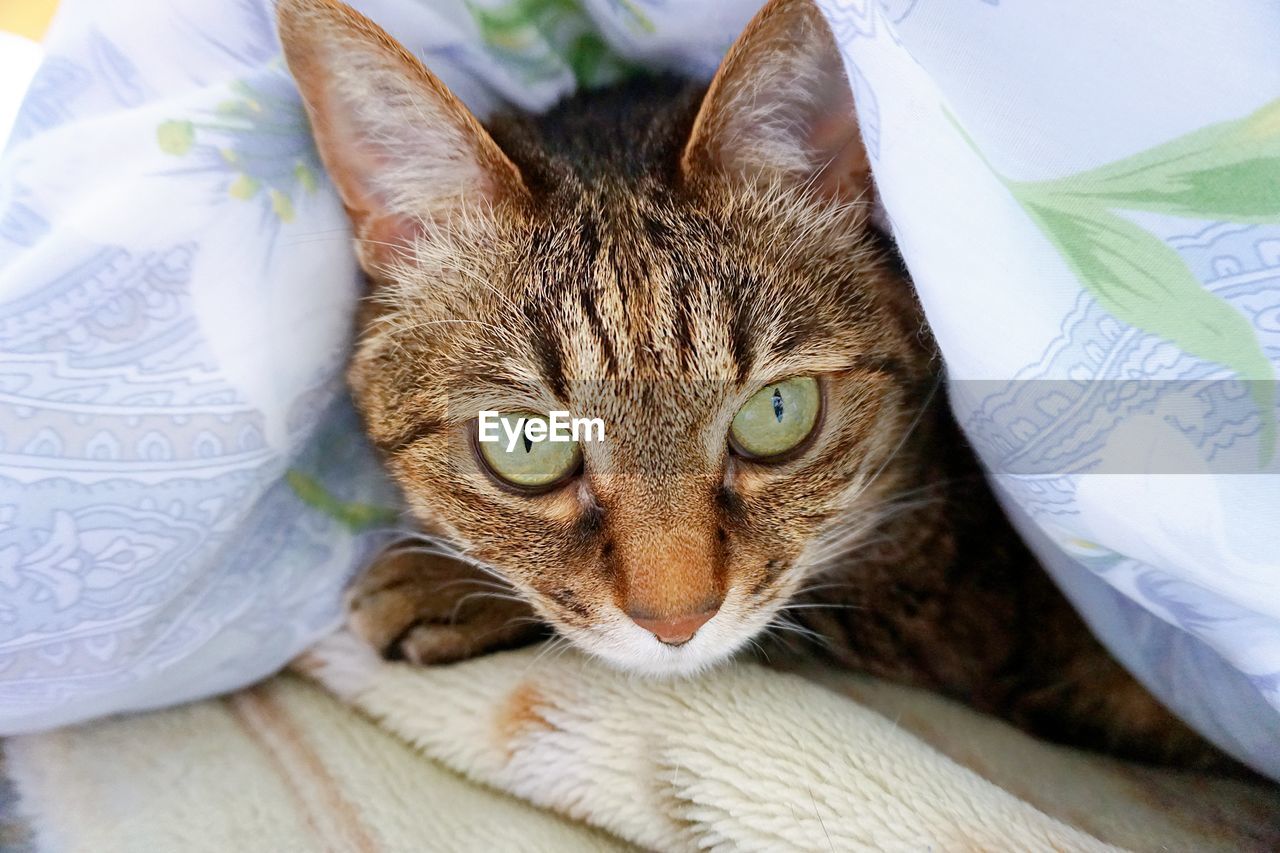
<box><xmin>476</xmin><ymin>413</ymin><xmax>582</xmax><ymax>491</ymax></box>
<box><xmin>730</xmin><ymin>377</ymin><xmax>822</xmax><ymax>461</ymax></box>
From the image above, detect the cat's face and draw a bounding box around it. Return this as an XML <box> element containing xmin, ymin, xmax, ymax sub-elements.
<box><xmin>281</xmin><ymin>0</ymin><xmax>932</xmax><ymax>673</ymax></box>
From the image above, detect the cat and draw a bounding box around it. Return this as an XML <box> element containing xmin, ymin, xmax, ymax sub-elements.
<box><xmin>277</xmin><ymin>0</ymin><xmax>1232</xmax><ymax>769</ymax></box>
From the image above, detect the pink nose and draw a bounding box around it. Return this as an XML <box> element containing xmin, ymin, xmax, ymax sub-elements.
<box><xmin>628</xmin><ymin>607</ymin><xmax>719</xmax><ymax>646</ymax></box>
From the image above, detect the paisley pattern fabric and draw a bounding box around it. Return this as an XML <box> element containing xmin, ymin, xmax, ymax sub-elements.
<box><xmin>1</xmin><ymin>0</ymin><xmax>1277</xmax><ymax>779</ymax></box>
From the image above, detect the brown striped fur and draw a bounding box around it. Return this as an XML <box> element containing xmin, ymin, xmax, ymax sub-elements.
<box><xmin>279</xmin><ymin>0</ymin><xmax>1238</xmax><ymax>770</ymax></box>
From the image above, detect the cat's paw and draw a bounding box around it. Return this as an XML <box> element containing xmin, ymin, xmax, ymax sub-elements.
<box><xmin>346</xmin><ymin>545</ymin><xmax>546</xmax><ymax>666</ymax></box>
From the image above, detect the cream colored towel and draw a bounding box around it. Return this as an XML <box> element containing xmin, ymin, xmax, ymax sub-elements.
<box><xmin>7</xmin><ymin>632</ymin><xmax>1279</xmax><ymax>852</ymax></box>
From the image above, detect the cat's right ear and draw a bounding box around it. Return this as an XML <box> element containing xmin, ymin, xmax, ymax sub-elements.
<box><xmin>277</xmin><ymin>0</ymin><xmax>527</xmax><ymax>278</ymax></box>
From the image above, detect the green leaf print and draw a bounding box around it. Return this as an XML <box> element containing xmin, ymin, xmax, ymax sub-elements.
<box><xmin>465</xmin><ymin>0</ymin><xmax>638</xmax><ymax>88</ymax></box>
<box><xmin>1040</xmin><ymin>99</ymin><xmax>1280</xmax><ymax>222</ymax></box>
<box><xmin>287</xmin><ymin>470</ymin><xmax>399</xmax><ymax>532</ymax></box>
<box><xmin>157</xmin><ymin>71</ymin><xmax>322</xmax><ymax>222</ymax></box>
<box><xmin>948</xmin><ymin>100</ymin><xmax>1280</xmax><ymax>462</ymax></box>
<box><xmin>565</xmin><ymin>32</ymin><xmax>614</xmax><ymax>85</ymax></box>
<box><xmin>156</xmin><ymin>120</ymin><xmax>195</xmax><ymax>156</ymax></box>
<box><xmin>1017</xmin><ymin>195</ymin><xmax>1275</xmax><ymax>453</ymax></box>
<box><xmin>612</xmin><ymin>0</ymin><xmax>657</xmax><ymax>35</ymax></box>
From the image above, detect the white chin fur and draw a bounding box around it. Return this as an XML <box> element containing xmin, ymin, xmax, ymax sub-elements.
<box><xmin>559</xmin><ymin>599</ymin><xmax>775</xmax><ymax>678</ymax></box>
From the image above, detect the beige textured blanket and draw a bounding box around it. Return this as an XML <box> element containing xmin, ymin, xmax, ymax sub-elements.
<box><xmin>7</xmin><ymin>631</ymin><xmax>1279</xmax><ymax>852</ymax></box>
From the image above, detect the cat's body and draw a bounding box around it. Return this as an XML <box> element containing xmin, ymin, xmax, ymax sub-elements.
<box><xmin>279</xmin><ymin>0</ymin><xmax>1231</xmax><ymax>769</ymax></box>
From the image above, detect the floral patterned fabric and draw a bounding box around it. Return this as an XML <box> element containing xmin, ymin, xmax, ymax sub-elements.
<box><xmin>824</xmin><ymin>0</ymin><xmax>1280</xmax><ymax>780</ymax></box>
<box><xmin>0</xmin><ymin>0</ymin><xmax>761</xmax><ymax>736</ymax></box>
<box><xmin>1</xmin><ymin>0</ymin><xmax>1277</xmax><ymax>780</ymax></box>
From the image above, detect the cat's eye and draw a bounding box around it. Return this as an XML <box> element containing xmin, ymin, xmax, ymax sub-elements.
<box><xmin>474</xmin><ymin>413</ymin><xmax>582</xmax><ymax>492</ymax></box>
<box><xmin>729</xmin><ymin>376</ymin><xmax>822</xmax><ymax>461</ymax></box>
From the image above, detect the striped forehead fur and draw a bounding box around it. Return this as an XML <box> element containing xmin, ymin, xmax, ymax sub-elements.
<box><xmin>370</xmin><ymin>174</ymin><xmax>888</xmax><ymax>389</ymax></box>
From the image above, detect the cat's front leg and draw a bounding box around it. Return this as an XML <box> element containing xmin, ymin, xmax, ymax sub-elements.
<box><xmin>346</xmin><ymin>544</ymin><xmax>548</xmax><ymax>665</ymax></box>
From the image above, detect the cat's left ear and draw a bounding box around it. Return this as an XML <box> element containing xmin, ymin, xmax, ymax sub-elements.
<box><xmin>278</xmin><ymin>0</ymin><xmax>527</xmax><ymax>278</ymax></box>
<box><xmin>681</xmin><ymin>0</ymin><xmax>869</xmax><ymax>203</ymax></box>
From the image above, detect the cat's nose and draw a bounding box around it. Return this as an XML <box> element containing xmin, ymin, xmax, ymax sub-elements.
<box><xmin>628</xmin><ymin>604</ymin><xmax>720</xmax><ymax>646</ymax></box>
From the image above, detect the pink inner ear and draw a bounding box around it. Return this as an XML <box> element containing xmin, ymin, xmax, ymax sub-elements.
<box><xmin>809</xmin><ymin>98</ymin><xmax>872</xmax><ymax>202</ymax></box>
<box><xmin>309</xmin><ymin>82</ymin><xmax>434</xmax><ymax>274</ymax></box>
<box><xmin>358</xmin><ymin>210</ymin><xmax>422</xmax><ymax>273</ymax></box>
<box><xmin>318</xmin><ymin>92</ymin><xmax>402</xmax><ymax>220</ymax></box>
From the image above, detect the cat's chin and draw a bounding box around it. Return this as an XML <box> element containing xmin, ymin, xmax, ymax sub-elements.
<box><xmin>560</xmin><ymin>610</ymin><xmax>762</xmax><ymax>679</ymax></box>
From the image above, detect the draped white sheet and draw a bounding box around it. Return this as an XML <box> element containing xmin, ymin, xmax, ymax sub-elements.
<box><xmin>1</xmin><ymin>0</ymin><xmax>1276</xmax><ymax>779</ymax></box>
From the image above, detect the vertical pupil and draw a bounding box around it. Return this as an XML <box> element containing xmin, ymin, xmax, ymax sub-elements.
<box><xmin>518</xmin><ymin>418</ymin><xmax>533</xmax><ymax>454</ymax></box>
<box><xmin>772</xmin><ymin>387</ymin><xmax>785</xmax><ymax>422</ymax></box>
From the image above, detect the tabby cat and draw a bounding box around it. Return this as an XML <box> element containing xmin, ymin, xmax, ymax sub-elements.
<box><xmin>278</xmin><ymin>0</ymin><xmax>1229</xmax><ymax>768</ymax></box>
